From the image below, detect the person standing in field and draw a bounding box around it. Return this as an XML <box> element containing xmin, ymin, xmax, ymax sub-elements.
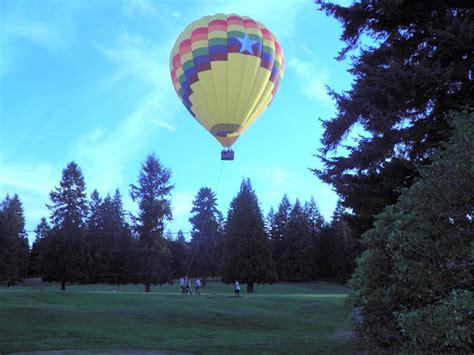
<box><xmin>234</xmin><ymin>280</ymin><xmax>240</xmax><ymax>297</ymax></box>
<box><xmin>185</xmin><ymin>276</ymin><xmax>192</xmax><ymax>295</ymax></box>
<box><xmin>195</xmin><ymin>278</ymin><xmax>201</xmax><ymax>295</ymax></box>
<box><xmin>179</xmin><ymin>276</ymin><xmax>186</xmax><ymax>294</ymax></box>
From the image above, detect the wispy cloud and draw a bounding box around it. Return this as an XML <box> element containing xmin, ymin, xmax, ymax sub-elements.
<box><xmin>74</xmin><ymin>90</ymin><xmax>171</xmax><ymax>193</ymax></box>
<box><xmin>0</xmin><ymin>157</ymin><xmax>59</xmax><ymax>238</ymax></box>
<box><xmin>76</xmin><ymin>27</ymin><xmax>179</xmax><ymax>193</ymax></box>
<box><xmin>202</xmin><ymin>0</ymin><xmax>307</xmax><ymax>41</ymax></box>
<box><xmin>172</xmin><ymin>192</ymin><xmax>194</xmax><ymax>218</ymax></box>
<box><xmin>241</xmin><ymin>165</ymin><xmax>296</xmax><ymax>191</ymax></box>
<box><xmin>0</xmin><ymin>19</ymin><xmax>62</xmax><ymax>77</ymax></box>
<box><xmin>0</xmin><ymin>1</ymin><xmax>72</xmax><ymax>77</ymax></box>
<box><xmin>123</xmin><ymin>0</ymin><xmax>182</xmax><ymax>19</ymax></box>
<box><xmin>151</xmin><ymin>119</ymin><xmax>176</xmax><ymax>131</ymax></box>
<box><xmin>4</xmin><ymin>21</ymin><xmax>64</xmax><ymax>53</ymax></box>
<box><xmin>0</xmin><ymin>158</ymin><xmax>57</xmax><ymax>196</ymax></box>
<box><xmin>240</xmin><ymin>165</ymin><xmax>304</xmax><ymax>210</ymax></box>
<box><xmin>167</xmin><ymin>191</ymin><xmax>194</xmax><ymax>237</ymax></box>
<box><xmin>92</xmin><ymin>29</ymin><xmax>169</xmax><ymax>88</ymax></box>
<box><xmin>288</xmin><ymin>57</ymin><xmax>331</xmax><ymax>104</ymax></box>
<box><xmin>239</xmin><ymin>164</ymin><xmax>338</xmax><ymax>221</ymax></box>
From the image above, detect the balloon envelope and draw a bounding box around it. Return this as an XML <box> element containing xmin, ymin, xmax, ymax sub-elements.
<box><xmin>170</xmin><ymin>14</ymin><xmax>284</xmax><ymax>147</ymax></box>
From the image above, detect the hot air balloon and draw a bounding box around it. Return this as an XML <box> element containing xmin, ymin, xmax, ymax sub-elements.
<box><xmin>170</xmin><ymin>13</ymin><xmax>284</xmax><ymax>160</ymax></box>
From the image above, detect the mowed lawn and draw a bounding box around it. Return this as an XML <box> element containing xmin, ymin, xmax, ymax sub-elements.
<box><xmin>0</xmin><ymin>281</ymin><xmax>357</xmax><ymax>354</ymax></box>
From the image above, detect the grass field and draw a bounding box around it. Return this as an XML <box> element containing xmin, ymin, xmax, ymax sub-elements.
<box><xmin>0</xmin><ymin>280</ymin><xmax>359</xmax><ymax>354</ymax></box>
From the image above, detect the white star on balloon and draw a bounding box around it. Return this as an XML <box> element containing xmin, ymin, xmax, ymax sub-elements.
<box><xmin>237</xmin><ymin>33</ymin><xmax>258</xmax><ymax>54</ymax></box>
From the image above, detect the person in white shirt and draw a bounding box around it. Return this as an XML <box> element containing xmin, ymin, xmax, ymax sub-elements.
<box><xmin>195</xmin><ymin>278</ymin><xmax>201</xmax><ymax>295</ymax></box>
<box><xmin>234</xmin><ymin>280</ymin><xmax>240</xmax><ymax>297</ymax></box>
<box><xmin>185</xmin><ymin>276</ymin><xmax>192</xmax><ymax>294</ymax></box>
<box><xmin>179</xmin><ymin>276</ymin><xmax>186</xmax><ymax>294</ymax></box>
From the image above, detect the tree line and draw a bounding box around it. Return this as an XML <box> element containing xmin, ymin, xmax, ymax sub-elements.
<box><xmin>0</xmin><ymin>155</ymin><xmax>357</xmax><ymax>292</ymax></box>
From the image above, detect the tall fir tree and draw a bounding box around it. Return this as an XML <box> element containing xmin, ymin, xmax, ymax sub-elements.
<box><xmin>330</xmin><ymin>201</ymin><xmax>358</xmax><ymax>282</ymax></box>
<box><xmin>312</xmin><ymin>200</ymin><xmax>358</xmax><ymax>282</ymax></box>
<box><xmin>29</xmin><ymin>217</ymin><xmax>50</xmax><ymax>277</ymax></box>
<box><xmin>268</xmin><ymin>195</ymin><xmax>292</xmax><ymax>280</ymax></box>
<box><xmin>303</xmin><ymin>197</ymin><xmax>325</xmax><ymax>236</ymax></box>
<box><xmin>107</xmin><ymin>189</ymin><xmax>134</xmax><ymax>286</ymax></box>
<box><xmin>314</xmin><ymin>1</ymin><xmax>474</xmax><ymax>237</ymax></box>
<box><xmin>42</xmin><ymin>161</ymin><xmax>89</xmax><ymax>290</ymax></box>
<box><xmin>188</xmin><ymin>187</ymin><xmax>224</xmax><ymax>283</ymax></box>
<box><xmin>265</xmin><ymin>207</ymin><xmax>275</xmax><ymax>236</ymax></box>
<box><xmin>84</xmin><ymin>189</ymin><xmax>133</xmax><ymax>284</ymax></box>
<box><xmin>303</xmin><ymin>197</ymin><xmax>325</xmax><ymax>279</ymax></box>
<box><xmin>0</xmin><ymin>194</ymin><xmax>29</xmax><ymax>286</ymax></box>
<box><xmin>222</xmin><ymin>179</ymin><xmax>277</xmax><ymax>292</ymax></box>
<box><xmin>85</xmin><ymin>190</ymin><xmax>104</xmax><ymax>282</ymax></box>
<box><xmin>130</xmin><ymin>153</ymin><xmax>174</xmax><ymax>292</ymax></box>
<box><xmin>168</xmin><ymin>229</ymin><xmax>188</xmax><ymax>279</ymax></box>
<box><xmin>282</xmin><ymin>199</ymin><xmax>314</xmax><ymax>281</ymax></box>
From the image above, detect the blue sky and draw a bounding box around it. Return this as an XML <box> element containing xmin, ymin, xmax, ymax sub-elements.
<box><xmin>0</xmin><ymin>0</ymin><xmax>353</xmax><ymax>244</ymax></box>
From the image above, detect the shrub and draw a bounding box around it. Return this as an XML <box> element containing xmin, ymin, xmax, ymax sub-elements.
<box><xmin>350</xmin><ymin>110</ymin><xmax>474</xmax><ymax>352</ymax></box>
<box><xmin>396</xmin><ymin>291</ymin><xmax>473</xmax><ymax>353</ymax></box>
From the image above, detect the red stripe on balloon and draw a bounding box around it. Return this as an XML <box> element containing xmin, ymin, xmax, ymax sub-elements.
<box><xmin>227</xmin><ymin>15</ymin><xmax>244</xmax><ymax>26</ymax></box>
<box><xmin>275</xmin><ymin>42</ymin><xmax>282</xmax><ymax>56</ymax></box>
<box><xmin>260</xmin><ymin>28</ymin><xmax>273</xmax><ymax>40</ymax></box>
<box><xmin>209</xmin><ymin>19</ymin><xmax>227</xmax><ymax>32</ymax></box>
<box><xmin>171</xmin><ymin>71</ymin><xmax>178</xmax><ymax>84</ymax></box>
<box><xmin>191</xmin><ymin>33</ymin><xmax>208</xmax><ymax>41</ymax></box>
<box><xmin>192</xmin><ymin>27</ymin><xmax>208</xmax><ymax>36</ymax></box>
<box><xmin>172</xmin><ymin>54</ymin><xmax>181</xmax><ymax>70</ymax></box>
<box><xmin>209</xmin><ymin>24</ymin><xmax>227</xmax><ymax>32</ymax></box>
<box><xmin>227</xmin><ymin>15</ymin><xmax>242</xmax><ymax>21</ymax></box>
<box><xmin>243</xmin><ymin>19</ymin><xmax>258</xmax><ymax>28</ymax></box>
<box><xmin>179</xmin><ymin>39</ymin><xmax>192</xmax><ymax>54</ymax></box>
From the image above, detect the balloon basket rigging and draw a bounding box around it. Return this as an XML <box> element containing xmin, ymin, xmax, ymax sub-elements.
<box><xmin>221</xmin><ymin>149</ymin><xmax>234</xmax><ymax>161</ymax></box>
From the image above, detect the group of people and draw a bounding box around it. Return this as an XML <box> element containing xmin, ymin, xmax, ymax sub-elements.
<box><xmin>179</xmin><ymin>276</ymin><xmax>201</xmax><ymax>295</ymax></box>
<box><xmin>178</xmin><ymin>276</ymin><xmax>241</xmax><ymax>297</ymax></box>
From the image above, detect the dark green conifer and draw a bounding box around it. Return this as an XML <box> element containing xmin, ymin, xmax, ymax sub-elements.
<box><xmin>222</xmin><ymin>179</ymin><xmax>277</xmax><ymax>292</ymax></box>
<box><xmin>130</xmin><ymin>153</ymin><xmax>174</xmax><ymax>292</ymax></box>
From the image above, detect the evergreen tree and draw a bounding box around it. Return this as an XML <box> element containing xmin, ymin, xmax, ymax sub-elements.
<box><xmin>48</xmin><ymin>162</ymin><xmax>88</xmax><ymax>230</ymax></box>
<box><xmin>282</xmin><ymin>199</ymin><xmax>314</xmax><ymax>281</ymax></box>
<box><xmin>303</xmin><ymin>197</ymin><xmax>325</xmax><ymax>236</ymax></box>
<box><xmin>29</xmin><ymin>217</ymin><xmax>50</xmax><ymax>277</ymax></box>
<box><xmin>85</xmin><ymin>190</ymin><xmax>104</xmax><ymax>282</ymax></box>
<box><xmin>222</xmin><ymin>179</ymin><xmax>277</xmax><ymax>292</ymax></box>
<box><xmin>265</xmin><ymin>207</ymin><xmax>275</xmax><ymax>236</ymax></box>
<box><xmin>164</xmin><ymin>229</ymin><xmax>174</xmax><ymax>241</ymax></box>
<box><xmin>329</xmin><ymin>202</ymin><xmax>358</xmax><ymax>282</ymax></box>
<box><xmin>176</xmin><ymin>230</ymin><xmax>186</xmax><ymax>242</ymax></box>
<box><xmin>42</xmin><ymin>161</ymin><xmax>89</xmax><ymax>290</ymax></box>
<box><xmin>316</xmin><ymin>224</ymin><xmax>337</xmax><ymax>280</ymax></box>
<box><xmin>314</xmin><ymin>1</ymin><xmax>473</xmax><ymax>236</ymax></box>
<box><xmin>0</xmin><ymin>194</ymin><xmax>29</xmax><ymax>286</ymax></box>
<box><xmin>130</xmin><ymin>153</ymin><xmax>174</xmax><ymax>292</ymax></box>
<box><xmin>188</xmin><ymin>187</ymin><xmax>224</xmax><ymax>283</ymax></box>
<box><xmin>313</xmin><ymin>201</ymin><xmax>359</xmax><ymax>282</ymax></box>
<box><xmin>168</xmin><ymin>229</ymin><xmax>188</xmax><ymax>279</ymax></box>
<box><xmin>351</xmin><ymin>110</ymin><xmax>474</xmax><ymax>351</ymax></box>
<box><xmin>303</xmin><ymin>197</ymin><xmax>325</xmax><ymax>279</ymax></box>
<box><xmin>268</xmin><ymin>195</ymin><xmax>292</xmax><ymax>280</ymax></box>
<box><xmin>85</xmin><ymin>190</ymin><xmax>132</xmax><ymax>284</ymax></box>
<box><xmin>107</xmin><ymin>189</ymin><xmax>134</xmax><ymax>286</ymax></box>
